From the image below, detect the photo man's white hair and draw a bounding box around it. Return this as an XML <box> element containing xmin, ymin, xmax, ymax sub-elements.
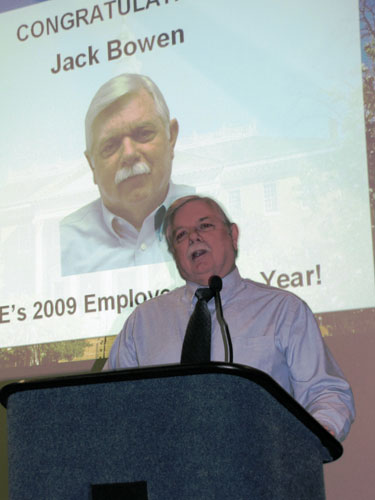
<box><xmin>85</xmin><ymin>73</ymin><xmax>171</xmax><ymax>153</ymax></box>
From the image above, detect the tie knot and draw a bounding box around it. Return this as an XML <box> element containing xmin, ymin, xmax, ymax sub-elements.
<box><xmin>195</xmin><ymin>287</ymin><xmax>214</xmax><ymax>302</ymax></box>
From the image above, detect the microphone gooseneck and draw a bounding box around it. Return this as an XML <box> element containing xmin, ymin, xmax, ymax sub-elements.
<box><xmin>208</xmin><ymin>275</ymin><xmax>233</xmax><ymax>363</ymax></box>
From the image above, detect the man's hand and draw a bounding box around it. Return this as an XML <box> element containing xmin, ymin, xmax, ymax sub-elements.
<box><xmin>324</xmin><ymin>426</ymin><xmax>335</xmax><ymax>437</ymax></box>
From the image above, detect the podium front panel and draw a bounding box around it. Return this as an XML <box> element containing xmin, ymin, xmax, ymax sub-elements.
<box><xmin>4</xmin><ymin>365</ymin><xmax>331</xmax><ymax>500</ymax></box>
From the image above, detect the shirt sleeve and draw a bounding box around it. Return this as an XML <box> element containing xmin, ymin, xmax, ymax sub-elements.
<box><xmin>104</xmin><ymin>312</ymin><xmax>140</xmax><ymax>370</ymax></box>
<box><xmin>280</xmin><ymin>297</ymin><xmax>355</xmax><ymax>441</ymax></box>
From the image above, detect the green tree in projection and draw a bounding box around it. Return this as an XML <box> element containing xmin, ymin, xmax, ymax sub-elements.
<box><xmin>0</xmin><ymin>339</ymin><xmax>90</xmax><ymax>368</ymax></box>
<box><xmin>360</xmin><ymin>0</ymin><xmax>375</xmax><ymax>197</ymax></box>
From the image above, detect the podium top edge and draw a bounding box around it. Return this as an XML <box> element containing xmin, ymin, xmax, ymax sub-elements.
<box><xmin>0</xmin><ymin>361</ymin><xmax>343</xmax><ymax>462</ymax></box>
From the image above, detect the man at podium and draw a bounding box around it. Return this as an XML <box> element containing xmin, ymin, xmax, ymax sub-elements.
<box><xmin>105</xmin><ymin>195</ymin><xmax>355</xmax><ymax>442</ymax></box>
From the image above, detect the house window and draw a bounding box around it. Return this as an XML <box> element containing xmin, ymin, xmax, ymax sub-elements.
<box><xmin>264</xmin><ymin>182</ymin><xmax>278</xmax><ymax>213</ymax></box>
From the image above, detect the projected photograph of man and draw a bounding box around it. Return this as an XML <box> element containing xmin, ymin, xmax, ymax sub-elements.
<box><xmin>60</xmin><ymin>73</ymin><xmax>194</xmax><ymax>276</ymax></box>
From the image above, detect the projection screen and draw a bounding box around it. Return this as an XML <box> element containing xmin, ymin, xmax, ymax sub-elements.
<box><xmin>0</xmin><ymin>0</ymin><xmax>374</xmax><ymax>374</ymax></box>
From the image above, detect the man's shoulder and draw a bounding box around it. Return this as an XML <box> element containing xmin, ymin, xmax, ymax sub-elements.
<box><xmin>242</xmin><ymin>276</ymin><xmax>306</xmax><ymax>307</ymax></box>
<box><xmin>133</xmin><ymin>285</ymin><xmax>186</xmax><ymax>313</ymax></box>
<box><xmin>60</xmin><ymin>199</ymin><xmax>102</xmax><ymax>229</ymax></box>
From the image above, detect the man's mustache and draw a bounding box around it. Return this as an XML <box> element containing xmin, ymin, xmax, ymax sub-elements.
<box><xmin>114</xmin><ymin>162</ymin><xmax>151</xmax><ymax>185</ymax></box>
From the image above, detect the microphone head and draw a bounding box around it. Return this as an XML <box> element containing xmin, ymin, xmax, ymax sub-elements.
<box><xmin>208</xmin><ymin>275</ymin><xmax>222</xmax><ymax>292</ymax></box>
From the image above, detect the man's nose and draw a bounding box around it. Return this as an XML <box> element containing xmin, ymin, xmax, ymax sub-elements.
<box><xmin>120</xmin><ymin>136</ymin><xmax>139</xmax><ymax>163</ymax></box>
<box><xmin>188</xmin><ymin>227</ymin><xmax>202</xmax><ymax>244</ymax></box>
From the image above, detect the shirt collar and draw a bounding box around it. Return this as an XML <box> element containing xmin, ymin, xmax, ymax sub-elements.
<box><xmin>100</xmin><ymin>182</ymin><xmax>177</xmax><ymax>241</ymax></box>
<box><xmin>184</xmin><ymin>267</ymin><xmax>242</xmax><ymax>306</ymax></box>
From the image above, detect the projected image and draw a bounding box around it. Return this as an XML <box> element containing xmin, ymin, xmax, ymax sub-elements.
<box><xmin>60</xmin><ymin>73</ymin><xmax>194</xmax><ymax>276</ymax></box>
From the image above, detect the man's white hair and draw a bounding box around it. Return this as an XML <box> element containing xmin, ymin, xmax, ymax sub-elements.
<box><xmin>85</xmin><ymin>73</ymin><xmax>170</xmax><ymax>153</ymax></box>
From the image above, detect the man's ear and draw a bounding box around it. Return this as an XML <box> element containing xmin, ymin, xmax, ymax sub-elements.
<box><xmin>169</xmin><ymin>119</ymin><xmax>179</xmax><ymax>158</ymax></box>
<box><xmin>230</xmin><ymin>223</ymin><xmax>239</xmax><ymax>251</ymax></box>
<box><xmin>85</xmin><ymin>151</ymin><xmax>97</xmax><ymax>185</ymax></box>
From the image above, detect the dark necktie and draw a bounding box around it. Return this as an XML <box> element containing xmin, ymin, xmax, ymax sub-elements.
<box><xmin>154</xmin><ymin>205</ymin><xmax>166</xmax><ymax>232</ymax></box>
<box><xmin>181</xmin><ymin>288</ymin><xmax>215</xmax><ymax>364</ymax></box>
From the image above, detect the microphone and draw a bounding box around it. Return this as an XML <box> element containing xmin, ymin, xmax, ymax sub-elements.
<box><xmin>208</xmin><ymin>275</ymin><xmax>233</xmax><ymax>363</ymax></box>
<box><xmin>208</xmin><ymin>275</ymin><xmax>222</xmax><ymax>293</ymax></box>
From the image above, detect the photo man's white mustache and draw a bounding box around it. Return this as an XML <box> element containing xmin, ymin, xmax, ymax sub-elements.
<box><xmin>114</xmin><ymin>162</ymin><xmax>151</xmax><ymax>185</ymax></box>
